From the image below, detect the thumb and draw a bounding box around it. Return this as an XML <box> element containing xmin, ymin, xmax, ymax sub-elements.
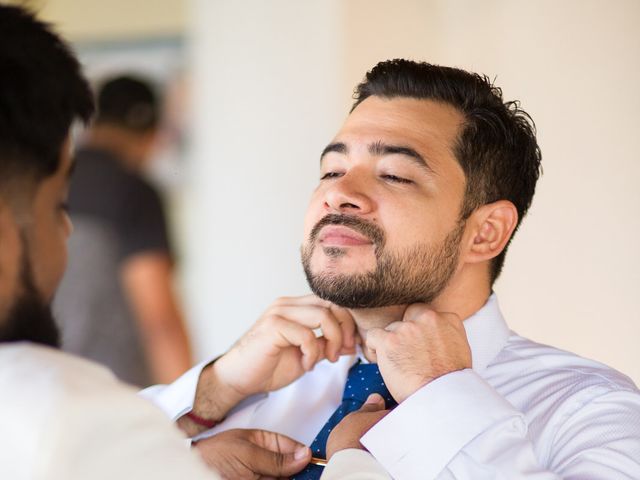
<box><xmin>364</xmin><ymin>327</ymin><xmax>385</xmax><ymax>351</ymax></box>
<box><xmin>358</xmin><ymin>393</ymin><xmax>386</xmax><ymax>412</ymax></box>
<box><xmin>364</xmin><ymin>328</ymin><xmax>386</xmax><ymax>362</ymax></box>
<box><xmin>245</xmin><ymin>430</ymin><xmax>311</xmax><ymax>477</ymax></box>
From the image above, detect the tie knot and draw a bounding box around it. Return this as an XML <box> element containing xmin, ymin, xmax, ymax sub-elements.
<box><xmin>343</xmin><ymin>361</ymin><xmax>396</xmax><ymax>408</ymax></box>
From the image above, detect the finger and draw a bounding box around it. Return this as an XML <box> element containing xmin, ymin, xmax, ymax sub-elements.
<box><xmin>313</xmin><ymin>336</ymin><xmax>328</xmax><ymax>368</ymax></box>
<box><xmin>273</xmin><ymin>316</ymin><xmax>323</xmax><ymax>371</ymax></box>
<box><xmin>271</xmin><ymin>305</ymin><xmax>343</xmax><ymax>362</ymax></box>
<box><xmin>359</xmin><ymin>393</ymin><xmax>385</xmax><ymax>411</ymax></box>
<box><xmin>272</xmin><ymin>294</ymin><xmax>333</xmax><ymax>308</ymax></box>
<box><xmin>245</xmin><ymin>445</ymin><xmax>309</xmax><ymax>477</ymax></box>
<box><xmin>339</xmin><ymin>329</ymin><xmax>361</xmax><ymax>355</ymax></box>
<box><xmin>331</xmin><ymin>305</ymin><xmax>356</xmax><ymax>351</ymax></box>
<box><xmin>363</xmin><ymin>328</ymin><xmax>387</xmax><ymax>363</ymax></box>
<box><xmin>248</xmin><ymin>429</ymin><xmax>306</xmax><ymax>454</ymax></box>
<box><xmin>402</xmin><ymin>303</ymin><xmax>431</xmax><ymax>322</ymax></box>
<box><xmin>383</xmin><ymin>321</ymin><xmax>403</xmax><ymax>332</ymax></box>
<box><xmin>246</xmin><ymin>430</ymin><xmax>311</xmax><ymax>477</ymax></box>
<box><xmin>318</xmin><ymin>309</ymin><xmax>343</xmax><ymax>362</ymax></box>
<box><xmin>364</xmin><ymin>327</ymin><xmax>386</xmax><ymax>352</ymax></box>
<box><xmin>270</xmin><ymin>302</ymin><xmax>356</xmax><ymax>360</ymax></box>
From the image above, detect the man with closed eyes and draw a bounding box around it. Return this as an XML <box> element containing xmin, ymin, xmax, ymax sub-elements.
<box><xmin>146</xmin><ymin>60</ymin><xmax>640</xmax><ymax>479</ymax></box>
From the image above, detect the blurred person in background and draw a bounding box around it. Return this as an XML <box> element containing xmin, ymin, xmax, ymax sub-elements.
<box><xmin>54</xmin><ymin>75</ymin><xmax>191</xmax><ymax>386</ymax></box>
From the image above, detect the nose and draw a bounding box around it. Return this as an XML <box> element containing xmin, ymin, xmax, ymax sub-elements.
<box><xmin>323</xmin><ymin>171</ymin><xmax>375</xmax><ymax>215</ymax></box>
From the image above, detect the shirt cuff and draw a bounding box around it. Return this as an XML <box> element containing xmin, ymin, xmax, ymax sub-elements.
<box><xmin>321</xmin><ymin>449</ymin><xmax>392</xmax><ymax>480</ymax></box>
<box><xmin>139</xmin><ymin>358</ymin><xmax>213</xmax><ymax>420</ymax></box>
<box><xmin>361</xmin><ymin>369</ymin><xmax>522</xmax><ymax>480</ymax></box>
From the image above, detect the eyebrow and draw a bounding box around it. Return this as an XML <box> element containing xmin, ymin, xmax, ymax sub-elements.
<box><xmin>369</xmin><ymin>141</ymin><xmax>433</xmax><ymax>172</ymax></box>
<box><xmin>320</xmin><ymin>140</ymin><xmax>433</xmax><ymax>173</ymax></box>
<box><xmin>320</xmin><ymin>142</ymin><xmax>347</xmax><ymax>161</ymax></box>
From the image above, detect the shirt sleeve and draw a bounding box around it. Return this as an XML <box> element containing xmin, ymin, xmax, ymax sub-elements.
<box><xmin>139</xmin><ymin>359</ymin><xmax>212</xmax><ymax>420</ymax></box>
<box><xmin>321</xmin><ymin>449</ymin><xmax>392</xmax><ymax>480</ymax></box>
<box><xmin>361</xmin><ymin>369</ymin><xmax>640</xmax><ymax>480</ymax></box>
<box><xmin>33</xmin><ymin>354</ymin><xmax>218</xmax><ymax>480</ymax></box>
<box><xmin>118</xmin><ymin>178</ymin><xmax>173</xmax><ymax>260</ymax></box>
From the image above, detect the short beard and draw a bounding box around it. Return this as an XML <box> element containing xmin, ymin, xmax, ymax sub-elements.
<box><xmin>0</xmin><ymin>234</ymin><xmax>60</xmax><ymax>348</ymax></box>
<box><xmin>301</xmin><ymin>214</ymin><xmax>464</xmax><ymax>309</ymax></box>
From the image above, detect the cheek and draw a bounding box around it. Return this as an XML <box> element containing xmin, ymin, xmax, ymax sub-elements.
<box><xmin>378</xmin><ymin>197</ymin><xmax>450</xmax><ymax>248</ymax></box>
<box><xmin>31</xmin><ymin>216</ymin><xmax>69</xmax><ymax>301</ymax></box>
<box><xmin>302</xmin><ymin>193</ymin><xmax>325</xmax><ymax>240</ymax></box>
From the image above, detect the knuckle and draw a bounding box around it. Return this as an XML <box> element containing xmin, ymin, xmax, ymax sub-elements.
<box><xmin>387</xmin><ymin>333</ymin><xmax>402</xmax><ymax>348</ymax></box>
<box><xmin>273</xmin><ymin>296</ymin><xmax>291</xmax><ymax>306</ymax></box>
<box><xmin>417</xmin><ymin>309</ymin><xmax>438</xmax><ymax>325</ymax></box>
<box><xmin>320</xmin><ymin>316</ymin><xmax>339</xmax><ymax>335</ymax></box>
<box><xmin>316</xmin><ymin>307</ymin><xmax>332</xmax><ymax>323</ymax></box>
<box><xmin>261</xmin><ymin>314</ymin><xmax>280</xmax><ymax>328</ymax></box>
<box><xmin>263</xmin><ymin>305</ymin><xmax>279</xmax><ymax>318</ymax></box>
<box><xmin>302</xmin><ymin>329</ymin><xmax>316</xmax><ymax>343</ymax></box>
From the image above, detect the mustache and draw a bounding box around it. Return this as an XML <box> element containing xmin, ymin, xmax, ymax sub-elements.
<box><xmin>309</xmin><ymin>214</ymin><xmax>385</xmax><ymax>247</ymax></box>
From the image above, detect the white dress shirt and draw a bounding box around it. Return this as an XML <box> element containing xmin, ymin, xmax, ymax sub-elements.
<box><xmin>0</xmin><ymin>343</ymin><xmax>369</xmax><ymax>480</ymax></box>
<box><xmin>0</xmin><ymin>343</ymin><xmax>215</xmax><ymax>480</ymax></box>
<box><xmin>142</xmin><ymin>295</ymin><xmax>640</xmax><ymax>479</ymax></box>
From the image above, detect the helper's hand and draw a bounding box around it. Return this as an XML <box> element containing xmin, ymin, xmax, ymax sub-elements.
<box><xmin>184</xmin><ymin>295</ymin><xmax>356</xmax><ymax>433</ymax></box>
<box><xmin>326</xmin><ymin>394</ymin><xmax>390</xmax><ymax>459</ymax></box>
<box><xmin>195</xmin><ymin>429</ymin><xmax>311</xmax><ymax>479</ymax></box>
<box><xmin>365</xmin><ymin>305</ymin><xmax>471</xmax><ymax>403</ymax></box>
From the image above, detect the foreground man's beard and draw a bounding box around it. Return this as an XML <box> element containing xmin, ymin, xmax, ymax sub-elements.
<box><xmin>301</xmin><ymin>214</ymin><xmax>464</xmax><ymax>309</ymax></box>
<box><xmin>0</xmin><ymin>241</ymin><xmax>60</xmax><ymax>348</ymax></box>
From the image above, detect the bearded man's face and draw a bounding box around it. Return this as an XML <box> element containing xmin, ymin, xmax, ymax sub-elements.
<box><xmin>0</xmin><ymin>242</ymin><xmax>60</xmax><ymax>347</ymax></box>
<box><xmin>301</xmin><ymin>96</ymin><xmax>468</xmax><ymax>308</ymax></box>
<box><xmin>0</xmin><ymin>141</ymin><xmax>73</xmax><ymax>346</ymax></box>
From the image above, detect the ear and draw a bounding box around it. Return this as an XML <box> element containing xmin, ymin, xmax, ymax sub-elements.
<box><xmin>462</xmin><ymin>200</ymin><xmax>518</xmax><ymax>264</ymax></box>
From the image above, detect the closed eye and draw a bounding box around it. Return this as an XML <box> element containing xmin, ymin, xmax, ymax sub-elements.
<box><xmin>320</xmin><ymin>172</ymin><xmax>344</xmax><ymax>180</ymax></box>
<box><xmin>381</xmin><ymin>174</ymin><xmax>413</xmax><ymax>184</ymax></box>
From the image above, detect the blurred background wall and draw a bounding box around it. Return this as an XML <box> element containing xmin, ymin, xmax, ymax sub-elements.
<box><xmin>28</xmin><ymin>0</ymin><xmax>640</xmax><ymax>384</ymax></box>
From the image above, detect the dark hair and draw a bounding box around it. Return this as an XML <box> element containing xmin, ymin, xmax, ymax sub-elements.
<box><xmin>352</xmin><ymin>59</ymin><xmax>542</xmax><ymax>284</ymax></box>
<box><xmin>95</xmin><ymin>76</ymin><xmax>160</xmax><ymax>132</ymax></box>
<box><xmin>0</xmin><ymin>5</ymin><xmax>94</xmax><ymax>193</ymax></box>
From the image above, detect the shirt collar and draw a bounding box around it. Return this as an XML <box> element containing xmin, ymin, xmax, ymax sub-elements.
<box><xmin>462</xmin><ymin>293</ymin><xmax>510</xmax><ymax>374</ymax></box>
<box><xmin>356</xmin><ymin>293</ymin><xmax>510</xmax><ymax>374</ymax></box>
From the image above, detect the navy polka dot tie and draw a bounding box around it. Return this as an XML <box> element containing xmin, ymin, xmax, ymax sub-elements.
<box><xmin>292</xmin><ymin>360</ymin><xmax>397</xmax><ymax>479</ymax></box>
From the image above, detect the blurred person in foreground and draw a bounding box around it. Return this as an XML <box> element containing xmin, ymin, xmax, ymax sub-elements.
<box><xmin>53</xmin><ymin>75</ymin><xmax>191</xmax><ymax>386</ymax></box>
<box><xmin>144</xmin><ymin>60</ymin><xmax>640</xmax><ymax>479</ymax></box>
<box><xmin>0</xmin><ymin>5</ymin><xmax>383</xmax><ymax>479</ymax></box>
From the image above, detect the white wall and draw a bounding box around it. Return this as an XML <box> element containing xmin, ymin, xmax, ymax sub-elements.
<box><xmin>186</xmin><ymin>0</ymin><xmax>640</xmax><ymax>384</ymax></box>
<box><xmin>183</xmin><ymin>0</ymin><xmax>346</xmax><ymax>356</ymax></box>
<box><xmin>37</xmin><ymin>0</ymin><xmax>186</xmax><ymax>40</ymax></box>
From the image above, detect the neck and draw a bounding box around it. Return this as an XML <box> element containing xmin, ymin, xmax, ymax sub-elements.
<box><xmin>350</xmin><ymin>267</ymin><xmax>492</xmax><ymax>362</ymax></box>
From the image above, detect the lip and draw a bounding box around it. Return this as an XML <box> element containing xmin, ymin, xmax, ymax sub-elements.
<box><xmin>318</xmin><ymin>225</ymin><xmax>373</xmax><ymax>247</ymax></box>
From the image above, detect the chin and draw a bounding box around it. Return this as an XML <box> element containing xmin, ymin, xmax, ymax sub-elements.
<box><xmin>313</xmin><ymin>249</ymin><xmax>375</xmax><ymax>274</ymax></box>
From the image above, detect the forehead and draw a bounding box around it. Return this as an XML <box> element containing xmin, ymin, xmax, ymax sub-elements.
<box><xmin>334</xmin><ymin>96</ymin><xmax>465</xmax><ymax>165</ymax></box>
